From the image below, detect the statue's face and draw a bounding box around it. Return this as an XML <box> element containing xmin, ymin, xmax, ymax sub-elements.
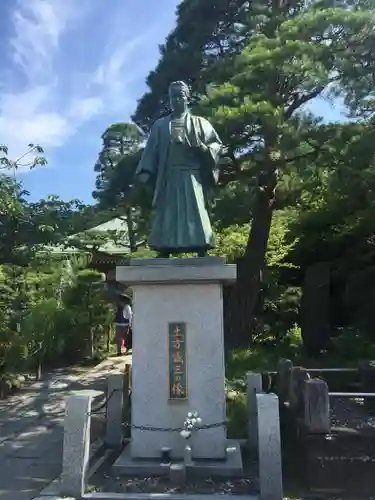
<box><xmin>169</xmin><ymin>85</ymin><xmax>188</xmax><ymax>113</ymax></box>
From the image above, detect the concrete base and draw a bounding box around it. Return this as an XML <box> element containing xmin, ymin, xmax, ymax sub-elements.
<box><xmin>112</xmin><ymin>440</ymin><xmax>243</xmax><ymax>478</ymax></box>
<box><xmin>116</xmin><ymin>258</ymin><xmax>236</xmax><ymax>461</ymax></box>
<box><xmin>83</xmin><ymin>494</ymin><xmax>259</xmax><ymax>500</ymax></box>
<box><xmin>130</xmin><ymin>257</ymin><xmax>225</xmax><ymax>267</ymax></box>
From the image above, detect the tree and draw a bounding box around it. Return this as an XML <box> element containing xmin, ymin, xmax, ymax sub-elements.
<box><xmin>132</xmin><ymin>0</ymin><xmax>251</xmax><ymax>131</ymax></box>
<box><xmin>93</xmin><ymin>122</ymin><xmax>151</xmax><ymax>251</ymax></box>
<box><xmin>62</xmin><ymin>268</ymin><xmax>111</xmax><ymax>361</ymax></box>
<box><xmin>0</xmin><ymin>179</ymin><xmax>90</xmax><ymax>266</ymax></box>
<box><xmin>0</xmin><ymin>143</ymin><xmax>95</xmax><ymax>265</ymax></box>
<box><xmin>0</xmin><ymin>143</ymin><xmax>47</xmax><ymax>175</ymax></box>
<box><xmin>133</xmin><ymin>0</ymin><xmax>375</xmax><ymax>342</ymax></box>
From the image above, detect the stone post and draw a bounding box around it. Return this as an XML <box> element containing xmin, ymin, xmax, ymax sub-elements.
<box><xmin>303</xmin><ymin>379</ymin><xmax>330</xmax><ymax>433</ymax></box>
<box><xmin>246</xmin><ymin>371</ymin><xmax>262</xmax><ymax>456</ymax></box>
<box><xmin>61</xmin><ymin>395</ymin><xmax>92</xmax><ymax>498</ymax></box>
<box><xmin>359</xmin><ymin>360</ymin><xmax>375</xmax><ymax>412</ymax></box>
<box><xmin>256</xmin><ymin>393</ymin><xmax>283</xmax><ymax>500</ymax></box>
<box><xmin>123</xmin><ymin>368</ymin><xmax>130</xmax><ymax>437</ymax></box>
<box><xmin>275</xmin><ymin>358</ymin><xmax>293</xmax><ymax>403</ymax></box>
<box><xmin>105</xmin><ymin>374</ymin><xmax>124</xmax><ymax>449</ymax></box>
<box><xmin>289</xmin><ymin>366</ymin><xmax>310</xmax><ymax>415</ymax></box>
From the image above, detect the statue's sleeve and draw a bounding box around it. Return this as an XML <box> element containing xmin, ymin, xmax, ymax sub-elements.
<box><xmin>136</xmin><ymin>121</ymin><xmax>159</xmax><ymax>177</ymax></box>
<box><xmin>197</xmin><ymin>117</ymin><xmax>223</xmax><ymax>185</ymax></box>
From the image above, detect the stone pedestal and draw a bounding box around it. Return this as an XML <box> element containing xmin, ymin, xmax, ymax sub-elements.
<box><xmin>116</xmin><ymin>257</ymin><xmax>235</xmax><ymax>461</ymax></box>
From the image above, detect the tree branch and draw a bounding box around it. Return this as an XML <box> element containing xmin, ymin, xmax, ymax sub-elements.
<box><xmin>284</xmin><ymin>147</ymin><xmax>321</xmax><ymax>164</ymax></box>
<box><xmin>284</xmin><ymin>87</ymin><xmax>325</xmax><ymax>119</ymax></box>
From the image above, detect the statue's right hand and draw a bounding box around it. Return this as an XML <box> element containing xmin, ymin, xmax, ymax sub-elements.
<box><xmin>138</xmin><ymin>172</ymin><xmax>150</xmax><ymax>183</ymax></box>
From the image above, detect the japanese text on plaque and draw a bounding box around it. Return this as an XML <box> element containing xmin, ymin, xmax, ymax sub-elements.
<box><xmin>168</xmin><ymin>322</ymin><xmax>187</xmax><ymax>399</ymax></box>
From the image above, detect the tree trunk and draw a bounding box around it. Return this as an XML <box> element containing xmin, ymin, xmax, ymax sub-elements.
<box><xmin>89</xmin><ymin>327</ymin><xmax>94</xmax><ymax>358</ymax></box>
<box><xmin>107</xmin><ymin>325</ymin><xmax>111</xmax><ymax>353</ymax></box>
<box><xmin>235</xmin><ymin>143</ymin><xmax>279</xmax><ymax>344</ymax></box>
<box><xmin>237</xmin><ymin>191</ymin><xmax>274</xmax><ymax>342</ymax></box>
<box><xmin>35</xmin><ymin>359</ymin><xmax>42</xmax><ymax>381</ymax></box>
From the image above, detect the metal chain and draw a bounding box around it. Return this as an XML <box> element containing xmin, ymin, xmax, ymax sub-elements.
<box><xmin>87</xmin><ymin>388</ymin><xmax>227</xmax><ymax>433</ymax></box>
<box><xmin>89</xmin><ymin>388</ymin><xmax>120</xmax><ymax>415</ymax></box>
<box><xmin>122</xmin><ymin>421</ymin><xmax>227</xmax><ymax>432</ymax></box>
<box><xmin>29</xmin><ymin>342</ymin><xmax>43</xmax><ymax>358</ymax></box>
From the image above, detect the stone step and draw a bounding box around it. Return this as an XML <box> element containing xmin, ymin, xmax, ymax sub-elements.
<box><xmin>83</xmin><ymin>494</ymin><xmax>259</xmax><ymax>500</ymax></box>
<box><xmin>33</xmin><ymin>493</ymin><xmax>260</xmax><ymax>500</ymax></box>
<box><xmin>112</xmin><ymin>439</ymin><xmax>243</xmax><ymax>477</ymax></box>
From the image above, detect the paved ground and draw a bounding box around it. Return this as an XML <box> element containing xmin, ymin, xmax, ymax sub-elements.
<box><xmin>0</xmin><ymin>356</ymin><xmax>131</xmax><ymax>500</ymax></box>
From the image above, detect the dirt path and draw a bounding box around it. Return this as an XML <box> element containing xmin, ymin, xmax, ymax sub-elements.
<box><xmin>0</xmin><ymin>355</ymin><xmax>131</xmax><ymax>500</ymax></box>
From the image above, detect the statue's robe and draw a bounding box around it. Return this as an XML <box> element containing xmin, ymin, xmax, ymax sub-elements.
<box><xmin>136</xmin><ymin>112</ymin><xmax>222</xmax><ymax>253</ymax></box>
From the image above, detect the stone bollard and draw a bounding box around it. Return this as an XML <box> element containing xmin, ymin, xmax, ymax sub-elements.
<box><xmin>289</xmin><ymin>366</ymin><xmax>310</xmax><ymax>414</ymax></box>
<box><xmin>170</xmin><ymin>463</ymin><xmax>186</xmax><ymax>485</ymax></box>
<box><xmin>275</xmin><ymin>358</ymin><xmax>293</xmax><ymax>403</ymax></box>
<box><xmin>246</xmin><ymin>371</ymin><xmax>263</xmax><ymax>457</ymax></box>
<box><xmin>303</xmin><ymin>378</ymin><xmax>330</xmax><ymax>433</ymax></box>
<box><xmin>256</xmin><ymin>393</ymin><xmax>283</xmax><ymax>500</ymax></box>
<box><xmin>184</xmin><ymin>443</ymin><xmax>193</xmax><ymax>467</ymax></box>
<box><xmin>61</xmin><ymin>394</ymin><xmax>92</xmax><ymax>498</ymax></box>
<box><xmin>106</xmin><ymin>374</ymin><xmax>125</xmax><ymax>449</ymax></box>
<box><xmin>359</xmin><ymin>360</ymin><xmax>375</xmax><ymax>412</ymax></box>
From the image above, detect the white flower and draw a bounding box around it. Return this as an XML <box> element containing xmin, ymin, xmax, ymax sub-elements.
<box><xmin>180</xmin><ymin>429</ymin><xmax>191</xmax><ymax>439</ymax></box>
<box><xmin>191</xmin><ymin>418</ymin><xmax>197</xmax><ymax>425</ymax></box>
<box><xmin>196</xmin><ymin>417</ymin><xmax>202</xmax><ymax>426</ymax></box>
<box><xmin>193</xmin><ymin>411</ymin><xmax>198</xmax><ymax>418</ymax></box>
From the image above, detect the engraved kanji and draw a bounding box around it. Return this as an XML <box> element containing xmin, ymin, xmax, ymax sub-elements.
<box><xmin>171</xmin><ymin>382</ymin><xmax>185</xmax><ymax>397</ymax></box>
<box><xmin>173</xmin><ymin>351</ymin><xmax>184</xmax><ymax>363</ymax></box>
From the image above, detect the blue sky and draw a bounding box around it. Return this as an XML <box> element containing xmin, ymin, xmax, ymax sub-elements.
<box><xmin>0</xmin><ymin>0</ymin><xmax>345</xmax><ymax>204</ymax></box>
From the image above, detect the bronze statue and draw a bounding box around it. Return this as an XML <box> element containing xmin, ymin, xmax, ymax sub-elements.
<box><xmin>136</xmin><ymin>80</ymin><xmax>225</xmax><ymax>257</ymax></box>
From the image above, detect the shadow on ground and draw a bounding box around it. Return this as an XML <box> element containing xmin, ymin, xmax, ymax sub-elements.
<box><xmin>0</xmin><ymin>356</ymin><xmax>129</xmax><ymax>500</ymax></box>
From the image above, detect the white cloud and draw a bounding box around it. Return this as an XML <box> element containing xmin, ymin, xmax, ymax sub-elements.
<box><xmin>10</xmin><ymin>0</ymin><xmax>75</xmax><ymax>78</ymax></box>
<box><xmin>0</xmin><ymin>0</ymin><xmax>88</xmax><ymax>161</ymax></box>
<box><xmin>0</xmin><ymin>0</ymin><xmax>175</xmax><ymax>168</ymax></box>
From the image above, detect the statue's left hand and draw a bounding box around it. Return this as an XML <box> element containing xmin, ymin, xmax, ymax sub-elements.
<box><xmin>195</xmin><ymin>141</ymin><xmax>208</xmax><ymax>153</ymax></box>
<box><xmin>138</xmin><ymin>172</ymin><xmax>150</xmax><ymax>183</ymax></box>
<box><xmin>220</xmin><ymin>145</ymin><xmax>229</xmax><ymax>156</ymax></box>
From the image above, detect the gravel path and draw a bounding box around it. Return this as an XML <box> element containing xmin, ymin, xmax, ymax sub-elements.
<box><xmin>0</xmin><ymin>356</ymin><xmax>130</xmax><ymax>500</ymax></box>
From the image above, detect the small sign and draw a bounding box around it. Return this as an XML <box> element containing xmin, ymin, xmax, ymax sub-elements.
<box><xmin>168</xmin><ymin>322</ymin><xmax>187</xmax><ymax>400</ymax></box>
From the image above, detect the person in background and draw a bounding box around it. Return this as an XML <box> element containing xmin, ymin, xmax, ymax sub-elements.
<box><xmin>115</xmin><ymin>296</ymin><xmax>133</xmax><ymax>356</ymax></box>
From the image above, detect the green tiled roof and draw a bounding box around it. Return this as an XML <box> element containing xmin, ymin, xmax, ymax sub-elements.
<box><xmin>41</xmin><ymin>217</ymin><xmax>131</xmax><ymax>257</ymax></box>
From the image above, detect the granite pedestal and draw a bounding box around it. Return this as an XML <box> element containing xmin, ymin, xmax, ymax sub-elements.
<box><xmin>114</xmin><ymin>257</ymin><xmax>242</xmax><ymax>476</ymax></box>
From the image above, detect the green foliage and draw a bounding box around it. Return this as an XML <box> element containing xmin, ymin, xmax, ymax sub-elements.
<box><xmin>0</xmin><ymin>174</ymin><xmax>93</xmax><ymax>266</ymax></box>
<box><xmin>5</xmin><ymin>0</ymin><xmax>375</xmax><ymax>397</ymax></box>
<box><xmin>227</xmin><ymin>392</ymin><xmax>247</xmax><ymax>439</ymax></box>
<box><xmin>213</xmin><ymin>224</ymin><xmax>248</xmax><ymax>262</ymax></box>
<box><xmin>330</xmin><ymin>328</ymin><xmax>375</xmax><ymax>362</ymax></box>
<box><xmin>62</xmin><ymin>268</ymin><xmax>112</xmax><ymax>362</ymax></box>
<box><xmin>0</xmin><ymin>253</ymin><xmax>115</xmax><ymax>392</ymax></box>
<box><xmin>0</xmin><ymin>143</ymin><xmax>47</xmax><ymax>171</ymax></box>
<box><xmin>131</xmin><ymin>0</ymin><xmax>375</xmax><ymax>341</ymax></box>
<box><xmin>22</xmin><ymin>298</ymin><xmax>62</xmax><ymax>361</ymax></box>
<box><xmin>93</xmin><ymin>122</ymin><xmax>151</xmax><ymax>251</ymax></box>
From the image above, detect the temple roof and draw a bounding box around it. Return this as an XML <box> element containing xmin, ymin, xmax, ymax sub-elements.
<box><xmin>41</xmin><ymin>217</ymin><xmax>131</xmax><ymax>257</ymax></box>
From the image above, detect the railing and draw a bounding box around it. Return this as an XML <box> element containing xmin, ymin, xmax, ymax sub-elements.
<box><xmin>268</xmin><ymin>358</ymin><xmax>375</xmax><ymax>435</ymax></box>
<box><xmin>329</xmin><ymin>392</ymin><xmax>375</xmax><ymax>397</ymax></box>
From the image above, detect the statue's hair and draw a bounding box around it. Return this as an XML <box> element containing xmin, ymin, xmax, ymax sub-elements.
<box><xmin>168</xmin><ymin>80</ymin><xmax>190</xmax><ymax>97</ymax></box>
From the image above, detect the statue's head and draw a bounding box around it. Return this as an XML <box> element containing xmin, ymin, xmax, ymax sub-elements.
<box><xmin>168</xmin><ymin>81</ymin><xmax>190</xmax><ymax>114</ymax></box>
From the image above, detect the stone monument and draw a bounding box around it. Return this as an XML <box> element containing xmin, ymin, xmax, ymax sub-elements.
<box><xmin>113</xmin><ymin>81</ymin><xmax>242</xmax><ymax>477</ymax></box>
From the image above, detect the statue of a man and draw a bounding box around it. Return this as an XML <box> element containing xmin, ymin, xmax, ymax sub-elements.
<box><xmin>136</xmin><ymin>80</ymin><xmax>224</xmax><ymax>257</ymax></box>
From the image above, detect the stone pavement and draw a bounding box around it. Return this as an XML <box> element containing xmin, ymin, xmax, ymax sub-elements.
<box><xmin>0</xmin><ymin>356</ymin><xmax>131</xmax><ymax>500</ymax></box>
